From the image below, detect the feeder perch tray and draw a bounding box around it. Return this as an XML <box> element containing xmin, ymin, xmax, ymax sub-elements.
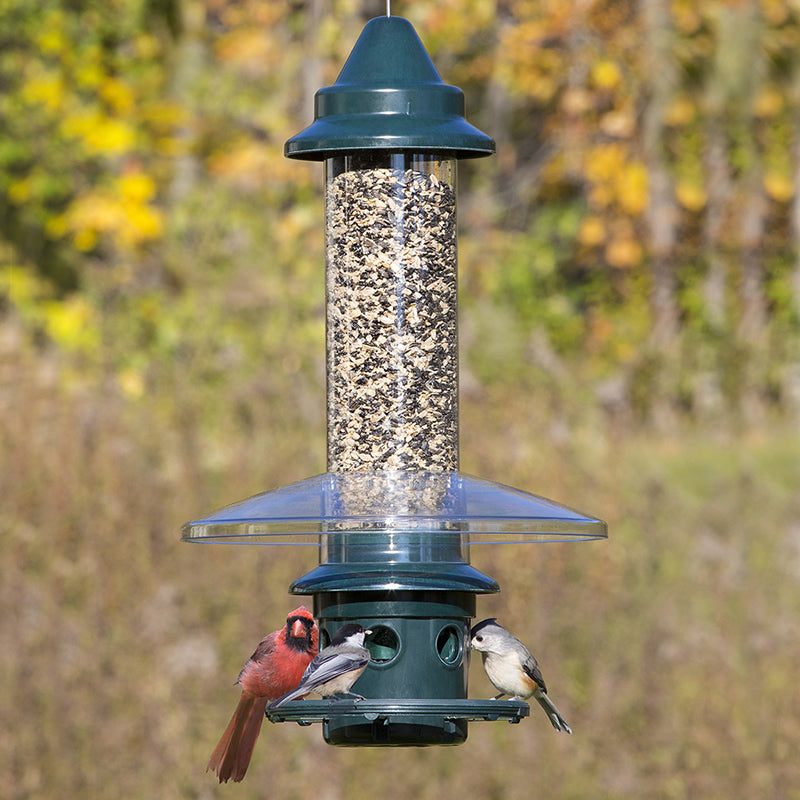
<box><xmin>267</xmin><ymin>698</ymin><xmax>529</xmax><ymax>746</ymax></box>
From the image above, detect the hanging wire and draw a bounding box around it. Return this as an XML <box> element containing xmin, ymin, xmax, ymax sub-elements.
<box><xmin>386</xmin><ymin>0</ymin><xmax>391</xmax><ymax>17</ymax></box>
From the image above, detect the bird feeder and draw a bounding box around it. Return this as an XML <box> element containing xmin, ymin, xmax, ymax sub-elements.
<box><xmin>183</xmin><ymin>14</ymin><xmax>606</xmax><ymax>746</ymax></box>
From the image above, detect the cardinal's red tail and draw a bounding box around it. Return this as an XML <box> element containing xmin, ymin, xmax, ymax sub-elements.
<box><xmin>207</xmin><ymin>692</ymin><xmax>268</xmax><ymax>783</ymax></box>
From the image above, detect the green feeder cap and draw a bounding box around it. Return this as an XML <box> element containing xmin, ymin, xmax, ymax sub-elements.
<box><xmin>285</xmin><ymin>16</ymin><xmax>495</xmax><ymax>160</ymax></box>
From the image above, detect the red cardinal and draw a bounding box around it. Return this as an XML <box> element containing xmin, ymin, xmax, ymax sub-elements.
<box><xmin>207</xmin><ymin>606</ymin><xmax>318</xmax><ymax>783</ymax></box>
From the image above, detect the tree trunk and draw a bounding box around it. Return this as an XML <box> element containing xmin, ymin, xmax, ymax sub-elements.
<box><xmin>787</xmin><ymin>102</ymin><xmax>800</xmax><ymax>418</ymax></box>
<box><xmin>738</xmin><ymin>183</ymin><xmax>767</xmax><ymax>343</ymax></box>
<box><xmin>701</xmin><ymin>117</ymin><xmax>730</xmax><ymax>333</ymax></box>
<box><xmin>302</xmin><ymin>0</ymin><xmax>325</xmax><ymax>124</ymax></box>
<box><xmin>641</xmin><ymin>0</ymin><xmax>679</xmax><ymax>428</ymax></box>
<box><xmin>733</xmin><ymin>1</ymin><xmax>767</xmax><ymax>423</ymax></box>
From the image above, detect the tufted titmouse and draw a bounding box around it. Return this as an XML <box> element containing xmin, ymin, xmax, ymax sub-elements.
<box><xmin>268</xmin><ymin>623</ymin><xmax>372</xmax><ymax>708</ymax></box>
<box><xmin>471</xmin><ymin>618</ymin><xmax>572</xmax><ymax>734</ymax></box>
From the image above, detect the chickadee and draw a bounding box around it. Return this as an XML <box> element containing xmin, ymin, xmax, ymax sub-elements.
<box><xmin>471</xmin><ymin>618</ymin><xmax>572</xmax><ymax>734</ymax></box>
<box><xmin>268</xmin><ymin>623</ymin><xmax>372</xmax><ymax>708</ymax></box>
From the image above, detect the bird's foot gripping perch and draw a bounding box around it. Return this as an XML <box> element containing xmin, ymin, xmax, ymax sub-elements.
<box><xmin>322</xmin><ymin>691</ymin><xmax>368</xmax><ymax>710</ymax></box>
<box><xmin>330</xmin><ymin>691</ymin><xmax>366</xmax><ymax>702</ymax></box>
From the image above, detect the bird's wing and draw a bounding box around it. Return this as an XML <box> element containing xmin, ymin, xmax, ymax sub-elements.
<box><xmin>248</xmin><ymin>631</ymin><xmax>279</xmax><ymax>662</ymax></box>
<box><xmin>520</xmin><ymin>651</ymin><xmax>547</xmax><ymax>693</ymax></box>
<box><xmin>237</xmin><ymin>630</ymin><xmax>279</xmax><ymax>684</ymax></box>
<box><xmin>303</xmin><ymin>648</ymin><xmax>370</xmax><ymax>690</ymax></box>
<box><xmin>268</xmin><ymin>648</ymin><xmax>369</xmax><ymax>708</ymax></box>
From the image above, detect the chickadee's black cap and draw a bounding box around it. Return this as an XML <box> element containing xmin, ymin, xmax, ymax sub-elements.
<box><xmin>330</xmin><ymin>623</ymin><xmax>367</xmax><ymax>644</ymax></box>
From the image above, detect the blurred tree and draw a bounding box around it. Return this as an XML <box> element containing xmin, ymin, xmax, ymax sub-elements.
<box><xmin>1</xmin><ymin>0</ymin><xmax>799</xmax><ymax>421</ymax></box>
<box><xmin>0</xmin><ymin>0</ymin><xmax>181</xmax><ymax>290</ymax></box>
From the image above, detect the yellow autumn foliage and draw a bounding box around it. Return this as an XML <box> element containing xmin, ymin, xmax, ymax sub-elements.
<box><xmin>671</xmin><ymin>0</ymin><xmax>703</xmax><ymax>34</ymax></box>
<box><xmin>56</xmin><ymin>171</ymin><xmax>164</xmax><ymax>251</ymax></box>
<box><xmin>664</xmin><ymin>96</ymin><xmax>696</xmax><ymax>127</ymax></box>
<box><xmin>675</xmin><ymin>181</ymin><xmax>707</xmax><ymax>211</ymax></box>
<box><xmin>584</xmin><ymin>145</ymin><xmax>648</xmax><ymax>217</ymax></box>
<box><xmin>8</xmin><ymin>177</ymin><xmax>33</xmax><ymax>205</ymax></box>
<box><xmin>99</xmin><ymin>77</ymin><xmax>136</xmax><ymax>114</ymax></box>
<box><xmin>61</xmin><ymin>111</ymin><xmax>137</xmax><ymax>156</ymax></box>
<box><xmin>76</xmin><ymin>62</ymin><xmax>105</xmax><ymax>89</ymax></box>
<box><xmin>22</xmin><ymin>73</ymin><xmax>66</xmax><ymax>111</ymax></box>
<box><xmin>119</xmin><ymin>172</ymin><xmax>157</xmax><ymax>204</ymax></box>
<box><xmin>578</xmin><ymin>215</ymin><xmax>606</xmax><ymax>247</ymax></box>
<box><xmin>617</xmin><ymin>162</ymin><xmax>649</xmax><ymax>216</ymax></box>
<box><xmin>74</xmin><ymin>228</ymin><xmax>98</xmax><ymax>252</ymax></box>
<box><xmin>591</xmin><ymin>59</ymin><xmax>622</xmax><ymax>91</ymax></box>
<box><xmin>600</xmin><ymin>109</ymin><xmax>636</xmax><ymax>139</ymax></box>
<box><xmin>208</xmin><ymin>140</ymin><xmax>273</xmax><ymax>188</ymax></box>
<box><xmin>43</xmin><ymin>295</ymin><xmax>99</xmax><ymax>352</ymax></box>
<box><xmin>215</xmin><ymin>28</ymin><xmax>276</xmax><ymax>71</ymax></box>
<box><xmin>605</xmin><ymin>235</ymin><xmax>643</xmax><ymax>269</ymax></box>
<box><xmin>764</xmin><ymin>171</ymin><xmax>794</xmax><ymax>202</ymax></box>
<box><xmin>117</xmin><ymin>366</ymin><xmax>146</xmax><ymax>399</ymax></box>
<box><xmin>754</xmin><ymin>86</ymin><xmax>784</xmax><ymax>118</ymax></box>
<box><xmin>585</xmin><ymin>143</ymin><xmax>627</xmax><ymax>183</ymax></box>
<box><xmin>119</xmin><ymin>203</ymin><xmax>164</xmax><ymax>246</ymax></box>
<box><xmin>1</xmin><ymin>265</ymin><xmax>45</xmax><ymax>306</ymax></box>
<box><xmin>35</xmin><ymin>12</ymin><xmax>67</xmax><ymax>54</ymax></box>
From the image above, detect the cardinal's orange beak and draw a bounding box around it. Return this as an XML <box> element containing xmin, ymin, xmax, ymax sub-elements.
<box><xmin>290</xmin><ymin>619</ymin><xmax>307</xmax><ymax>638</ymax></box>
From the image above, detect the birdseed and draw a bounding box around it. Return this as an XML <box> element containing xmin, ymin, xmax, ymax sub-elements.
<box><xmin>325</xmin><ymin>471</ymin><xmax>457</xmax><ymax>523</ymax></box>
<box><xmin>325</xmin><ymin>163</ymin><xmax>458</xmax><ymax>474</ymax></box>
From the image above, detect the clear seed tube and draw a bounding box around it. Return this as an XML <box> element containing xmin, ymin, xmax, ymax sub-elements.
<box><xmin>325</xmin><ymin>153</ymin><xmax>458</xmax><ymax>474</ymax></box>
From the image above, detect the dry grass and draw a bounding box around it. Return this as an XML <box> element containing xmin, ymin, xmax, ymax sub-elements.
<box><xmin>2</xmin><ymin>324</ymin><xmax>799</xmax><ymax>799</ymax></box>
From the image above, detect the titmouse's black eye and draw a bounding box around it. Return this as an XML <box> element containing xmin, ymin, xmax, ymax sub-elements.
<box><xmin>475</xmin><ymin>635</ymin><xmax>483</xmax><ymax>642</ymax></box>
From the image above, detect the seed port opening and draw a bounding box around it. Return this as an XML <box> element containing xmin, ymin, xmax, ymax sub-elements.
<box><xmin>435</xmin><ymin>624</ymin><xmax>463</xmax><ymax>667</ymax></box>
<box><xmin>365</xmin><ymin>625</ymin><xmax>401</xmax><ymax>665</ymax></box>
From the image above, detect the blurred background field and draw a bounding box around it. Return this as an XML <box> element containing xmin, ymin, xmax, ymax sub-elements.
<box><xmin>1</xmin><ymin>0</ymin><xmax>800</xmax><ymax>798</ymax></box>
